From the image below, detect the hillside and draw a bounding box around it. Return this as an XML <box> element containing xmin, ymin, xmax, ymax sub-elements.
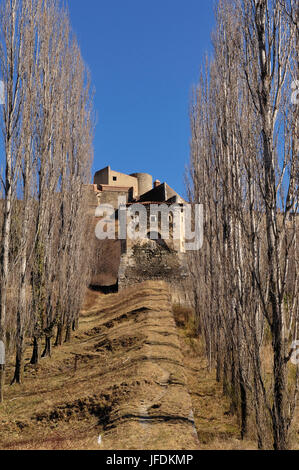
<box><xmin>0</xmin><ymin>280</ymin><xmax>273</xmax><ymax>450</ymax></box>
<box><xmin>0</xmin><ymin>281</ymin><xmax>199</xmax><ymax>450</ymax></box>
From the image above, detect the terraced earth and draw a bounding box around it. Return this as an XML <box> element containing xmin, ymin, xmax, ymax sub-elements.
<box><xmin>0</xmin><ymin>281</ymin><xmax>200</xmax><ymax>450</ymax></box>
<box><xmin>0</xmin><ymin>280</ymin><xmax>264</xmax><ymax>450</ymax></box>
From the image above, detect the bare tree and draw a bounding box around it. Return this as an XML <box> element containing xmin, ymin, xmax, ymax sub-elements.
<box><xmin>188</xmin><ymin>0</ymin><xmax>298</xmax><ymax>449</ymax></box>
<box><xmin>0</xmin><ymin>0</ymin><xmax>25</xmax><ymax>401</ymax></box>
<box><xmin>0</xmin><ymin>0</ymin><xmax>94</xmax><ymax>399</ymax></box>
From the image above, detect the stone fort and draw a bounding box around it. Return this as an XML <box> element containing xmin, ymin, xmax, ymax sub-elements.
<box><xmin>86</xmin><ymin>166</ymin><xmax>193</xmax><ymax>306</ymax></box>
<box><xmin>93</xmin><ymin>165</ymin><xmax>186</xmax><ymax>207</ymax></box>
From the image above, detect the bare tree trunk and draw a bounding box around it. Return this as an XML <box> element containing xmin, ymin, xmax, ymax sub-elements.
<box><xmin>65</xmin><ymin>323</ymin><xmax>71</xmax><ymax>344</ymax></box>
<box><xmin>55</xmin><ymin>323</ymin><xmax>63</xmax><ymax>347</ymax></box>
<box><xmin>0</xmin><ymin>0</ymin><xmax>22</xmax><ymax>401</ymax></box>
<box><xmin>42</xmin><ymin>336</ymin><xmax>51</xmax><ymax>358</ymax></box>
<box><xmin>11</xmin><ymin>334</ymin><xmax>24</xmax><ymax>385</ymax></box>
<box><xmin>30</xmin><ymin>337</ymin><xmax>40</xmax><ymax>365</ymax></box>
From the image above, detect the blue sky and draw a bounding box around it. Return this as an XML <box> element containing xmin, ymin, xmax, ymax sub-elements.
<box><xmin>68</xmin><ymin>0</ymin><xmax>215</xmax><ymax>198</ymax></box>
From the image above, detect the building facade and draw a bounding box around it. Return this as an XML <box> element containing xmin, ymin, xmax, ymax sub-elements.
<box><xmin>88</xmin><ymin>166</ymin><xmax>193</xmax><ymax>306</ymax></box>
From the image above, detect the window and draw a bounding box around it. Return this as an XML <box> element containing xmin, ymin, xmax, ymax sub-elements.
<box><xmin>113</xmin><ymin>176</ymin><xmax>117</xmax><ymax>181</ymax></box>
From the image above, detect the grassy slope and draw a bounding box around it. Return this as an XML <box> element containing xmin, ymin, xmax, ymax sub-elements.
<box><xmin>1</xmin><ymin>282</ymin><xmax>297</xmax><ymax>450</ymax></box>
<box><xmin>0</xmin><ymin>281</ymin><xmax>198</xmax><ymax>450</ymax></box>
<box><xmin>175</xmin><ymin>308</ymin><xmax>299</xmax><ymax>450</ymax></box>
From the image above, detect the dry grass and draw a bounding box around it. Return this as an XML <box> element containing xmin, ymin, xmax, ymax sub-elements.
<box><xmin>178</xmin><ymin>334</ymin><xmax>257</xmax><ymax>450</ymax></box>
<box><xmin>0</xmin><ymin>281</ymin><xmax>199</xmax><ymax>450</ymax></box>
<box><xmin>172</xmin><ymin>307</ymin><xmax>257</xmax><ymax>450</ymax></box>
<box><xmin>174</xmin><ymin>307</ymin><xmax>299</xmax><ymax>450</ymax></box>
<box><xmin>1</xmin><ymin>283</ymin><xmax>297</xmax><ymax>450</ymax></box>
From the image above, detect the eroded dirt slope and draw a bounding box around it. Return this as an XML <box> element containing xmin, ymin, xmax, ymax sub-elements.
<box><xmin>0</xmin><ymin>281</ymin><xmax>199</xmax><ymax>450</ymax></box>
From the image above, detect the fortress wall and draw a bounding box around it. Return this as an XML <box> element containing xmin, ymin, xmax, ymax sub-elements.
<box><xmin>98</xmin><ymin>190</ymin><xmax>129</xmax><ymax>209</ymax></box>
<box><xmin>94</xmin><ymin>166</ymin><xmax>109</xmax><ymax>186</ymax></box>
<box><xmin>118</xmin><ymin>241</ymin><xmax>194</xmax><ymax>307</ymax></box>
<box><xmin>109</xmin><ymin>170</ymin><xmax>138</xmax><ymax>196</ymax></box>
<box><xmin>94</xmin><ymin>167</ymin><xmax>139</xmax><ymax>197</ymax></box>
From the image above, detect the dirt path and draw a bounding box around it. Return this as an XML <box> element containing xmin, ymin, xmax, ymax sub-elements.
<box><xmin>0</xmin><ymin>281</ymin><xmax>199</xmax><ymax>450</ymax></box>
